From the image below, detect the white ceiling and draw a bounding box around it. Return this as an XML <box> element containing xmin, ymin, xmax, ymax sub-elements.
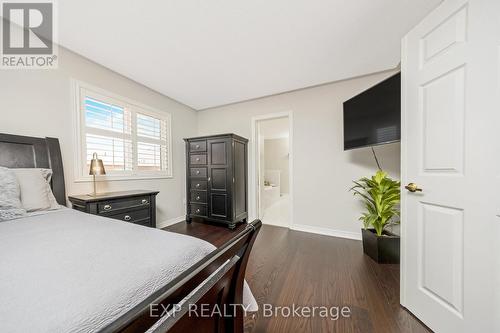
<box><xmin>58</xmin><ymin>0</ymin><xmax>441</xmax><ymax>110</ymax></box>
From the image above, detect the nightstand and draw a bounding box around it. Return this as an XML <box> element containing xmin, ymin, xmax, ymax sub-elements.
<box><xmin>68</xmin><ymin>190</ymin><xmax>159</xmax><ymax>228</ymax></box>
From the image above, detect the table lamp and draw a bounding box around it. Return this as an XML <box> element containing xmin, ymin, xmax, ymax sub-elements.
<box><xmin>89</xmin><ymin>152</ymin><xmax>106</xmax><ymax>196</ymax></box>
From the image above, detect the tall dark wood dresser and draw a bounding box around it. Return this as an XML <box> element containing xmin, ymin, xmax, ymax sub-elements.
<box><xmin>184</xmin><ymin>134</ymin><xmax>248</xmax><ymax>229</ymax></box>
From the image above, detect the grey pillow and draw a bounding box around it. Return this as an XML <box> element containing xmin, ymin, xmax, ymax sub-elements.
<box><xmin>0</xmin><ymin>167</ymin><xmax>26</xmax><ymax>221</ymax></box>
<box><xmin>0</xmin><ymin>208</ymin><xmax>27</xmax><ymax>222</ymax></box>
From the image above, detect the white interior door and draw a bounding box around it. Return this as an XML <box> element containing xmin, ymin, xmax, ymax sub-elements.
<box><xmin>401</xmin><ymin>0</ymin><xmax>500</xmax><ymax>332</ymax></box>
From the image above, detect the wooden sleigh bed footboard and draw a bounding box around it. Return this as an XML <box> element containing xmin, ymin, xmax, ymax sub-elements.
<box><xmin>102</xmin><ymin>219</ymin><xmax>262</xmax><ymax>333</ymax></box>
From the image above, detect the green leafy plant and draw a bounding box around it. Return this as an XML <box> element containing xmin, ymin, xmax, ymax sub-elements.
<box><xmin>350</xmin><ymin>170</ymin><xmax>401</xmax><ymax>236</ymax></box>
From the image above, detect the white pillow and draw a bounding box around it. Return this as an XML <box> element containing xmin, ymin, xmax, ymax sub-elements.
<box><xmin>13</xmin><ymin>168</ymin><xmax>61</xmax><ymax>212</ymax></box>
<box><xmin>39</xmin><ymin>169</ymin><xmax>61</xmax><ymax>210</ymax></box>
<box><xmin>0</xmin><ymin>167</ymin><xmax>26</xmax><ymax>221</ymax></box>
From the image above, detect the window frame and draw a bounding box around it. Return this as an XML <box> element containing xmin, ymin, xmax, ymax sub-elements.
<box><xmin>73</xmin><ymin>80</ymin><xmax>173</xmax><ymax>182</ymax></box>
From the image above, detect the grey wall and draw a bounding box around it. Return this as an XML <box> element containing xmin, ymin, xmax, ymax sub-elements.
<box><xmin>0</xmin><ymin>41</ymin><xmax>401</xmax><ymax>237</ymax></box>
<box><xmin>198</xmin><ymin>69</ymin><xmax>401</xmax><ymax>238</ymax></box>
<box><xmin>0</xmin><ymin>46</ymin><xmax>197</xmax><ymax>226</ymax></box>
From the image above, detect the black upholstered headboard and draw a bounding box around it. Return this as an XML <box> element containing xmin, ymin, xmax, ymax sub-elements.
<box><xmin>0</xmin><ymin>133</ymin><xmax>66</xmax><ymax>205</ymax></box>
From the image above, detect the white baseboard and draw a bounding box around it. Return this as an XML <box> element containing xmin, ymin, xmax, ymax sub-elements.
<box><xmin>261</xmin><ymin>220</ymin><xmax>290</xmax><ymax>229</ymax></box>
<box><xmin>156</xmin><ymin>217</ymin><xmax>361</xmax><ymax>240</ymax></box>
<box><xmin>157</xmin><ymin>215</ymin><xmax>185</xmax><ymax>229</ymax></box>
<box><xmin>289</xmin><ymin>223</ymin><xmax>362</xmax><ymax>241</ymax></box>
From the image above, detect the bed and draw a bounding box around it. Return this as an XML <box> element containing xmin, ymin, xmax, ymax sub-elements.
<box><xmin>0</xmin><ymin>133</ymin><xmax>261</xmax><ymax>333</ymax></box>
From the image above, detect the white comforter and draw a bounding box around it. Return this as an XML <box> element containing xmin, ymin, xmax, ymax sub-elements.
<box><xmin>0</xmin><ymin>209</ymin><xmax>223</xmax><ymax>333</ymax></box>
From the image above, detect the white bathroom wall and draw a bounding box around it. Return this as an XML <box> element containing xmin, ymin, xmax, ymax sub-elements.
<box><xmin>264</xmin><ymin>138</ymin><xmax>290</xmax><ymax>194</ymax></box>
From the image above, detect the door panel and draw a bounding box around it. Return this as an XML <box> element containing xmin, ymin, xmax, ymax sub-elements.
<box><xmin>207</xmin><ymin>138</ymin><xmax>232</xmax><ymax>221</ymax></box>
<box><xmin>419</xmin><ymin>203</ymin><xmax>464</xmax><ymax>315</ymax></box>
<box><xmin>210</xmin><ymin>168</ymin><xmax>227</xmax><ymax>191</ymax></box>
<box><xmin>420</xmin><ymin>5</ymin><xmax>467</xmax><ymax>65</ymax></box>
<box><xmin>421</xmin><ymin>66</ymin><xmax>465</xmax><ymax>173</ymax></box>
<box><xmin>210</xmin><ymin>193</ymin><xmax>228</xmax><ymax>218</ymax></box>
<box><xmin>402</xmin><ymin>0</ymin><xmax>499</xmax><ymax>332</ymax></box>
<box><xmin>210</xmin><ymin>141</ymin><xmax>227</xmax><ymax>165</ymax></box>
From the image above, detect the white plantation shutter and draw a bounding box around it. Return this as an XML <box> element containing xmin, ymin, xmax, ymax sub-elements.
<box><xmin>135</xmin><ymin>112</ymin><xmax>169</xmax><ymax>172</ymax></box>
<box><xmin>84</xmin><ymin>96</ymin><xmax>133</xmax><ymax>172</ymax></box>
<box><xmin>78</xmin><ymin>85</ymin><xmax>172</xmax><ymax>178</ymax></box>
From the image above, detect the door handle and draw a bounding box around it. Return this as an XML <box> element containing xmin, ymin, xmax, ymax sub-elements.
<box><xmin>405</xmin><ymin>183</ymin><xmax>423</xmax><ymax>192</ymax></box>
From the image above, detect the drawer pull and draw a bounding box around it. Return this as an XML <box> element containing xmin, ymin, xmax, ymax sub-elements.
<box><xmin>196</xmin><ymin>196</ymin><xmax>200</xmax><ymax>200</ymax></box>
<box><xmin>196</xmin><ymin>170</ymin><xmax>200</xmax><ymax>175</ymax></box>
<box><xmin>196</xmin><ymin>157</ymin><xmax>200</xmax><ymax>162</ymax></box>
<box><xmin>196</xmin><ymin>208</ymin><xmax>201</xmax><ymax>214</ymax></box>
<box><xmin>103</xmin><ymin>204</ymin><xmax>112</xmax><ymax>211</ymax></box>
<box><xmin>195</xmin><ymin>144</ymin><xmax>200</xmax><ymax>149</ymax></box>
<box><xmin>124</xmin><ymin>215</ymin><xmax>132</xmax><ymax>221</ymax></box>
<box><xmin>141</xmin><ymin>199</ymin><xmax>149</xmax><ymax>205</ymax></box>
<box><xmin>195</xmin><ymin>183</ymin><xmax>200</xmax><ymax>188</ymax></box>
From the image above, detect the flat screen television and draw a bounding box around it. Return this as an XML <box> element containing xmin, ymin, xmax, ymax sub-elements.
<box><xmin>343</xmin><ymin>73</ymin><xmax>401</xmax><ymax>150</ymax></box>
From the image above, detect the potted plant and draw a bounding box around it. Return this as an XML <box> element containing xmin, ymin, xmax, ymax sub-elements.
<box><xmin>350</xmin><ymin>170</ymin><xmax>401</xmax><ymax>264</ymax></box>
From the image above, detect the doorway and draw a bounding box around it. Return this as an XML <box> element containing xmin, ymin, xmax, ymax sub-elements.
<box><xmin>251</xmin><ymin>112</ymin><xmax>293</xmax><ymax>227</ymax></box>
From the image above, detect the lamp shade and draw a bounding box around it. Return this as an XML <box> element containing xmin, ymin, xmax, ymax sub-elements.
<box><xmin>89</xmin><ymin>153</ymin><xmax>106</xmax><ymax>176</ymax></box>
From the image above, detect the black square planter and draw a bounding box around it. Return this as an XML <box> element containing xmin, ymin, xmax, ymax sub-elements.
<box><xmin>361</xmin><ymin>228</ymin><xmax>400</xmax><ymax>264</ymax></box>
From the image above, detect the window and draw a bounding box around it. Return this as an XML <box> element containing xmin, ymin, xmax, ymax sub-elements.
<box><xmin>75</xmin><ymin>82</ymin><xmax>172</xmax><ymax>180</ymax></box>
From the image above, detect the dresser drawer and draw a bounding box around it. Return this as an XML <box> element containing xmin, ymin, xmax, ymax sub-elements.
<box><xmin>190</xmin><ymin>204</ymin><xmax>207</xmax><ymax>217</ymax></box>
<box><xmin>189</xmin><ymin>140</ymin><xmax>207</xmax><ymax>152</ymax></box>
<box><xmin>190</xmin><ymin>191</ymin><xmax>207</xmax><ymax>203</ymax></box>
<box><xmin>68</xmin><ymin>191</ymin><xmax>158</xmax><ymax>229</ymax></box>
<box><xmin>108</xmin><ymin>208</ymin><xmax>150</xmax><ymax>224</ymax></box>
<box><xmin>190</xmin><ymin>167</ymin><xmax>207</xmax><ymax>178</ymax></box>
<box><xmin>190</xmin><ymin>154</ymin><xmax>207</xmax><ymax>165</ymax></box>
<box><xmin>98</xmin><ymin>196</ymin><xmax>150</xmax><ymax>214</ymax></box>
<box><xmin>190</xmin><ymin>180</ymin><xmax>207</xmax><ymax>190</ymax></box>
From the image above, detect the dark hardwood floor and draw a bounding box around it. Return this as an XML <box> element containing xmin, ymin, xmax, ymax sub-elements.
<box><xmin>165</xmin><ymin>221</ymin><xmax>431</xmax><ymax>333</ymax></box>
